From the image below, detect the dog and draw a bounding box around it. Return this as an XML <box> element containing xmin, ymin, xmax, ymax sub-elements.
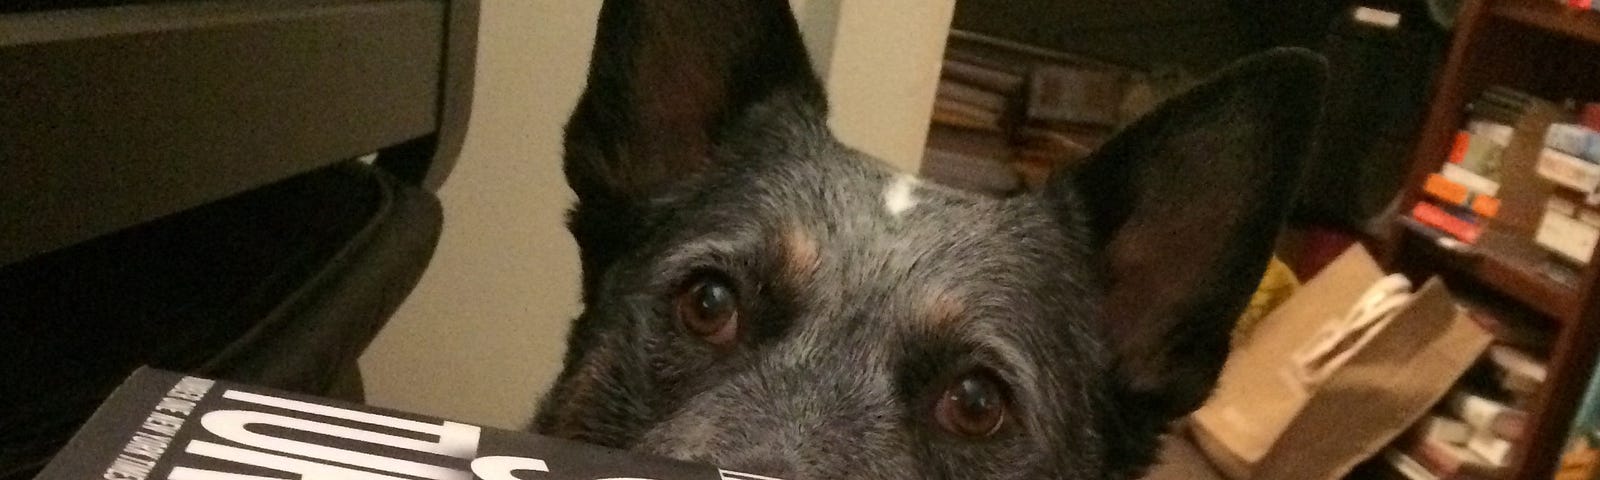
<box><xmin>530</xmin><ymin>1</ymin><xmax>1325</xmax><ymax>479</ymax></box>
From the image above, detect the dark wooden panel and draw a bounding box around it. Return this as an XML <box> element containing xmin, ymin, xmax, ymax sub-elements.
<box><xmin>0</xmin><ymin>0</ymin><xmax>445</xmax><ymax>266</ymax></box>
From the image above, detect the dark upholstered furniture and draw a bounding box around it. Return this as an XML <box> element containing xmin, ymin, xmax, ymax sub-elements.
<box><xmin>0</xmin><ymin>2</ymin><xmax>478</xmax><ymax>478</ymax></box>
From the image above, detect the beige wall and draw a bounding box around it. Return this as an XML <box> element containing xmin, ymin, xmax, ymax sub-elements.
<box><xmin>810</xmin><ymin>1</ymin><xmax>954</xmax><ymax>172</ymax></box>
<box><xmin>360</xmin><ymin>0</ymin><xmax>952</xmax><ymax>430</ymax></box>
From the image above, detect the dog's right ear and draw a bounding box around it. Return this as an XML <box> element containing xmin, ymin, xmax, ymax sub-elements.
<box><xmin>563</xmin><ymin>0</ymin><xmax>826</xmax><ymax>205</ymax></box>
<box><xmin>1044</xmin><ymin>48</ymin><xmax>1323</xmax><ymax>472</ymax></box>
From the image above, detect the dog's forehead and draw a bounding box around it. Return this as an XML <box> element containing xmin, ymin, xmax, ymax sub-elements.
<box><xmin>735</xmin><ymin>151</ymin><xmax>1091</xmax><ymax>315</ymax></box>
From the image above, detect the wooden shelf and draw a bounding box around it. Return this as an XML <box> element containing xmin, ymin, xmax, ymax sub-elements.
<box><xmin>1491</xmin><ymin>0</ymin><xmax>1600</xmax><ymax>45</ymax></box>
<box><xmin>1386</xmin><ymin>1</ymin><xmax>1600</xmax><ymax>478</ymax></box>
<box><xmin>1397</xmin><ymin>225</ymin><xmax>1583</xmax><ymax>320</ymax></box>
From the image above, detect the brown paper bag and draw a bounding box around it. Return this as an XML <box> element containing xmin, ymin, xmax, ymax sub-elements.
<box><xmin>1190</xmin><ymin>246</ymin><xmax>1493</xmax><ymax>480</ymax></box>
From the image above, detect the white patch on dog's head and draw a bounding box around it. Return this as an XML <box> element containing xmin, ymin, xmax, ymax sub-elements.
<box><xmin>882</xmin><ymin>174</ymin><xmax>921</xmax><ymax>217</ymax></box>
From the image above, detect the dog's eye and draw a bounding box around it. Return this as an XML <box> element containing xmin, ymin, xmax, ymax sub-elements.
<box><xmin>933</xmin><ymin>371</ymin><xmax>1009</xmax><ymax>438</ymax></box>
<box><xmin>675</xmin><ymin>275</ymin><xmax>740</xmax><ymax>347</ymax></box>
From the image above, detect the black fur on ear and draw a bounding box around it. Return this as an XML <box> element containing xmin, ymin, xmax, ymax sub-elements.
<box><xmin>561</xmin><ymin>0</ymin><xmax>828</xmax><ymax>300</ymax></box>
<box><xmin>1047</xmin><ymin>48</ymin><xmax>1325</xmax><ymax>473</ymax></box>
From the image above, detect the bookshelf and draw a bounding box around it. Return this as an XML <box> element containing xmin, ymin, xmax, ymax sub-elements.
<box><xmin>1388</xmin><ymin>1</ymin><xmax>1600</xmax><ymax>479</ymax></box>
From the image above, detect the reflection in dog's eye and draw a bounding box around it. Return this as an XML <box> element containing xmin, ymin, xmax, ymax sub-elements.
<box><xmin>675</xmin><ymin>274</ymin><xmax>740</xmax><ymax>348</ymax></box>
<box><xmin>933</xmin><ymin>370</ymin><xmax>1010</xmax><ymax>438</ymax></box>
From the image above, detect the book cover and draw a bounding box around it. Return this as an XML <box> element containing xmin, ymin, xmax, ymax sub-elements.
<box><xmin>35</xmin><ymin>368</ymin><xmax>781</xmax><ymax>480</ymax></box>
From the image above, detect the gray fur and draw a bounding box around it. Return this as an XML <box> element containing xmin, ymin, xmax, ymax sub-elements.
<box><xmin>531</xmin><ymin>1</ymin><xmax>1325</xmax><ymax>479</ymax></box>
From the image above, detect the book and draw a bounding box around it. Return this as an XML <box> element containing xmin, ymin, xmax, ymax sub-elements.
<box><xmin>1024</xmin><ymin>65</ymin><xmax>1126</xmax><ymax>127</ymax></box>
<box><xmin>1466</xmin><ymin>428</ymin><xmax>1514</xmax><ymax>468</ymax></box>
<box><xmin>34</xmin><ymin>368</ymin><xmax>783</xmax><ymax>480</ymax></box>
<box><xmin>1384</xmin><ymin>448</ymin><xmax>1441</xmax><ymax>480</ymax></box>
<box><xmin>1545</xmin><ymin>123</ymin><xmax>1600</xmax><ymax>163</ymax></box>
<box><xmin>1447</xmin><ymin>130</ymin><xmax>1506</xmax><ymax>177</ymax></box>
<box><xmin>1412</xmin><ymin>202</ymin><xmax>1485</xmax><ymax>243</ymax></box>
<box><xmin>1444</xmin><ymin>390</ymin><xmax>1528</xmax><ymax>441</ymax></box>
<box><xmin>1535</xmin><ymin>206</ymin><xmax>1600</xmax><ymax>265</ymax></box>
<box><xmin>939</xmin><ymin>59</ymin><xmax>1025</xmax><ymax>95</ymax></box>
<box><xmin>1417</xmin><ymin>415</ymin><xmax>1474</xmax><ymax>445</ymax></box>
<box><xmin>1486</xmin><ymin>345</ymin><xmax>1548</xmax><ymax>389</ymax></box>
<box><xmin>1468</xmin><ymin>120</ymin><xmax>1516</xmax><ymax>147</ymax></box>
<box><xmin>1536</xmin><ymin>148</ymin><xmax>1600</xmax><ymax>194</ymax></box>
<box><xmin>1399</xmin><ymin>429</ymin><xmax>1506</xmax><ymax>479</ymax></box>
<box><xmin>936</xmin><ymin>79</ymin><xmax>1010</xmax><ymax>116</ymax></box>
<box><xmin>1423</xmin><ymin>173</ymin><xmax>1502</xmax><ymax>218</ymax></box>
<box><xmin>1441</xmin><ymin>163</ymin><xmax>1502</xmax><ymax>197</ymax></box>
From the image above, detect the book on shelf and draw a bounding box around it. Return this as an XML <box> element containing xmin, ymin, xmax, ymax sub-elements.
<box><xmin>1449</xmin><ymin>129</ymin><xmax>1507</xmax><ymax>179</ymax></box>
<box><xmin>1442</xmin><ymin>163</ymin><xmax>1503</xmax><ymax>197</ymax></box>
<box><xmin>1544</xmin><ymin>123</ymin><xmax>1600</xmax><ymax>163</ymax></box>
<box><xmin>1384</xmin><ymin>448</ymin><xmax>1442</xmax><ymax>480</ymax></box>
<box><xmin>1398</xmin><ymin>424</ymin><xmax>1509</xmax><ymax>479</ymax></box>
<box><xmin>936</xmin><ymin>79</ymin><xmax>1010</xmax><ymax>117</ymax></box>
<box><xmin>1466</xmin><ymin>427</ymin><xmax>1515</xmax><ymax>468</ymax></box>
<box><xmin>925</xmin><ymin>30</ymin><xmax>1148</xmax><ymax>195</ymax></box>
<box><xmin>1024</xmin><ymin>65</ymin><xmax>1127</xmax><ymax>128</ymax></box>
<box><xmin>1535</xmin><ymin>147</ymin><xmax>1600</xmax><ymax>194</ymax></box>
<box><xmin>1444</xmin><ymin>389</ymin><xmax>1528</xmax><ymax>443</ymax></box>
<box><xmin>1424</xmin><ymin>173</ymin><xmax>1503</xmax><ymax>218</ymax></box>
<box><xmin>1534</xmin><ymin>194</ymin><xmax>1600</xmax><ymax>265</ymax></box>
<box><xmin>939</xmin><ymin>59</ymin><xmax>1026</xmax><ymax>95</ymax></box>
<box><xmin>1411</xmin><ymin>201</ymin><xmax>1485</xmax><ymax>243</ymax></box>
<box><xmin>1418</xmin><ymin>414</ymin><xmax>1476</xmax><ymax>445</ymax></box>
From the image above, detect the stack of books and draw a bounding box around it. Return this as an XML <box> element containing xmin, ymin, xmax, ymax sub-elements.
<box><xmin>1380</xmin><ymin>299</ymin><xmax>1551</xmax><ymax>480</ymax></box>
<box><xmin>1534</xmin><ymin>122</ymin><xmax>1600</xmax><ymax>266</ymax></box>
<box><xmin>920</xmin><ymin>31</ymin><xmax>1151</xmax><ymax>195</ymax></box>
<box><xmin>1402</xmin><ymin>87</ymin><xmax>1527</xmax><ymax>245</ymax></box>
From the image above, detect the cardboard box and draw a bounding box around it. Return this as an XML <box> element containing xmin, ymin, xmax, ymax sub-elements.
<box><xmin>34</xmin><ymin>368</ymin><xmax>780</xmax><ymax>480</ymax></box>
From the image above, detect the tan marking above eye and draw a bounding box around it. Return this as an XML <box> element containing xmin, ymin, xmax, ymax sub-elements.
<box><xmin>924</xmin><ymin>289</ymin><xmax>967</xmax><ymax>327</ymax></box>
<box><xmin>779</xmin><ymin>223</ymin><xmax>820</xmax><ymax>283</ymax></box>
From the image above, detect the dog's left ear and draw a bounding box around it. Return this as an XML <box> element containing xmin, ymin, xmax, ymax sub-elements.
<box><xmin>562</xmin><ymin>0</ymin><xmax>825</xmax><ymax>294</ymax></box>
<box><xmin>563</xmin><ymin>0</ymin><xmax>826</xmax><ymax>206</ymax></box>
<box><xmin>1048</xmin><ymin>49</ymin><xmax>1324</xmax><ymax>430</ymax></box>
